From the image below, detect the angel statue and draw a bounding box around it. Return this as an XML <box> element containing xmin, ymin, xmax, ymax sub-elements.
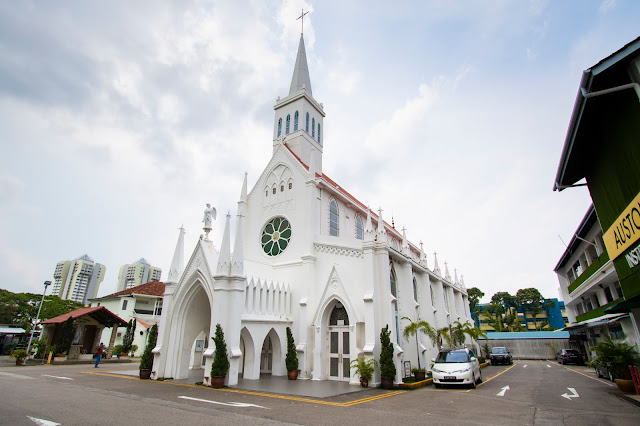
<box><xmin>202</xmin><ymin>203</ymin><xmax>217</xmax><ymax>238</ymax></box>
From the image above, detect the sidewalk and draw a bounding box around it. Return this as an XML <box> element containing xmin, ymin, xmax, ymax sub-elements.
<box><xmin>0</xmin><ymin>355</ymin><xmax>135</xmax><ymax>366</ymax></box>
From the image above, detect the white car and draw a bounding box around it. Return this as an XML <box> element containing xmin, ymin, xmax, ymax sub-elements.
<box><xmin>431</xmin><ymin>348</ymin><xmax>482</xmax><ymax>388</ymax></box>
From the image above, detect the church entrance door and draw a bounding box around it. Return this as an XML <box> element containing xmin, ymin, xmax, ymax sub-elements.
<box><xmin>328</xmin><ymin>303</ymin><xmax>350</xmax><ymax>381</ymax></box>
<box><xmin>260</xmin><ymin>335</ymin><xmax>273</xmax><ymax>374</ymax></box>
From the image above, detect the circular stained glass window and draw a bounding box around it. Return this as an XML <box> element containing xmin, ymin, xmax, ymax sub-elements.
<box><xmin>261</xmin><ymin>217</ymin><xmax>292</xmax><ymax>256</ymax></box>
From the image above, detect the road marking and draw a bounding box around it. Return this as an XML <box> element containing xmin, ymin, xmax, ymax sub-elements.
<box><xmin>546</xmin><ymin>365</ymin><xmax>551</xmax><ymax>368</ymax></box>
<box><xmin>27</xmin><ymin>416</ymin><xmax>60</xmax><ymax>425</ymax></box>
<box><xmin>178</xmin><ymin>395</ymin><xmax>268</xmax><ymax>409</ymax></box>
<box><xmin>561</xmin><ymin>387</ymin><xmax>579</xmax><ymax>400</ymax></box>
<box><xmin>42</xmin><ymin>374</ymin><xmax>73</xmax><ymax>380</ymax></box>
<box><xmin>561</xmin><ymin>366</ymin><xmax>615</xmax><ymax>387</ymax></box>
<box><xmin>83</xmin><ymin>370</ymin><xmax>403</xmax><ymax>407</ymax></box>
<box><xmin>523</xmin><ymin>365</ymin><xmax>528</xmax><ymax>368</ymax></box>
<box><xmin>496</xmin><ymin>385</ymin><xmax>510</xmax><ymax>396</ymax></box>
<box><xmin>0</xmin><ymin>371</ymin><xmax>34</xmax><ymax>380</ymax></box>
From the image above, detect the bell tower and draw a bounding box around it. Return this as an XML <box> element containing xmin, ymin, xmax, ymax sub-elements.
<box><xmin>273</xmin><ymin>32</ymin><xmax>325</xmax><ymax>175</ymax></box>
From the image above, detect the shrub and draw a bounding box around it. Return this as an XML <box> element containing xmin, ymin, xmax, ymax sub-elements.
<box><xmin>589</xmin><ymin>334</ymin><xmax>640</xmax><ymax>380</ymax></box>
<box><xmin>139</xmin><ymin>324</ymin><xmax>157</xmax><ymax>370</ymax></box>
<box><xmin>285</xmin><ymin>327</ymin><xmax>299</xmax><ymax>372</ymax></box>
<box><xmin>351</xmin><ymin>357</ymin><xmax>377</xmax><ymax>382</ymax></box>
<box><xmin>114</xmin><ymin>345</ymin><xmax>124</xmax><ymax>356</ymax></box>
<box><xmin>379</xmin><ymin>325</ymin><xmax>396</xmax><ymax>380</ymax></box>
<box><xmin>211</xmin><ymin>324</ymin><xmax>229</xmax><ymax>377</ymax></box>
<box><xmin>10</xmin><ymin>348</ymin><xmax>27</xmax><ymax>361</ymax></box>
<box><xmin>478</xmin><ymin>356</ymin><xmax>486</xmax><ymax>364</ymax></box>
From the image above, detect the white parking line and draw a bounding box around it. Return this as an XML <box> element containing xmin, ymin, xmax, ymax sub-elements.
<box><xmin>178</xmin><ymin>395</ymin><xmax>268</xmax><ymax>409</ymax></box>
<box><xmin>0</xmin><ymin>371</ymin><xmax>34</xmax><ymax>380</ymax></box>
<box><xmin>42</xmin><ymin>374</ymin><xmax>73</xmax><ymax>380</ymax></box>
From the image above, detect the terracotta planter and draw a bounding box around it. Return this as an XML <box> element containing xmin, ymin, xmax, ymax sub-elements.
<box><xmin>615</xmin><ymin>379</ymin><xmax>636</xmax><ymax>393</ymax></box>
<box><xmin>414</xmin><ymin>371</ymin><xmax>426</xmax><ymax>381</ymax></box>
<box><xmin>380</xmin><ymin>378</ymin><xmax>394</xmax><ymax>389</ymax></box>
<box><xmin>210</xmin><ymin>376</ymin><xmax>225</xmax><ymax>388</ymax></box>
<box><xmin>15</xmin><ymin>359</ymin><xmax>24</xmax><ymax>366</ymax></box>
<box><xmin>139</xmin><ymin>369</ymin><xmax>152</xmax><ymax>380</ymax></box>
<box><xmin>360</xmin><ymin>379</ymin><xmax>369</xmax><ymax>388</ymax></box>
<box><xmin>287</xmin><ymin>370</ymin><xmax>299</xmax><ymax>380</ymax></box>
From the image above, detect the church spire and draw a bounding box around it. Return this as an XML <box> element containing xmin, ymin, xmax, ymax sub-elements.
<box><xmin>216</xmin><ymin>212</ymin><xmax>232</xmax><ymax>275</ymax></box>
<box><xmin>289</xmin><ymin>34</ymin><xmax>312</xmax><ymax>96</ymax></box>
<box><xmin>167</xmin><ymin>226</ymin><xmax>185</xmax><ymax>283</ymax></box>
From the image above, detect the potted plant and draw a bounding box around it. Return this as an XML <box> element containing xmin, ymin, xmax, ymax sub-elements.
<box><xmin>114</xmin><ymin>345</ymin><xmax>124</xmax><ymax>358</ymax></box>
<box><xmin>350</xmin><ymin>356</ymin><xmax>378</xmax><ymax>387</ymax></box>
<box><xmin>379</xmin><ymin>325</ymin><xmax>396</xmax><ymax>389</ymax></box>
<box><xmin>130</xmin><ymin>344</ymin><xmax>138</xmax><ymax>357</ymax></box>
<box><xmin>402</xmin><ymin>317</ymin><xmax>437</xmax><ymax>381</ymax></box>
<box><xmin>10</xmin><ymin>349</ymin><xmax>28</xmax><ymax>366</ymax></box>
<box><xmin>139</xmin><ymin>324</ymin><xmax>157</xmax><ymax>379</ymax></box>
<box><xmin>589</xmin><ymin>334</ymin><xmax>640</xmax><ymax>393</ymax></box>
<box><xmin>210</xmin><ymin>324</ymin><xmax>229</xmax><ymax>388</ymax></box>
<box><xmin>285</xmin><ymin>327</ymin><xmax>299</xmax><ymax>380</ymax></box>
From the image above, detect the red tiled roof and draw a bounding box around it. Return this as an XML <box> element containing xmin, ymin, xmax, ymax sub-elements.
<box><xmin>99</xmin><ymin>281</ymin><xmax>165</xmax><ymax>299</ymax></box>
<box><xmin>284</xmin><ymin>144</ymin><xmax>404</xmax><ymax>239</ymax></box>
<box><xmin>136</xmin><ymin>318</ymin><xmax>151</xmax><ymax>329</ymax></box>
<box><xmin>40</xmin><ymin>306</ymin><xmax>128</xmax><ymax>327</ymax></box>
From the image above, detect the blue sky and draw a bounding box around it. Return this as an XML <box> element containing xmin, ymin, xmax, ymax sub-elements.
<box><xmin>1</xmin><ymin>0</ymin><xmax>638</xmax><ymax>302</ymax></box>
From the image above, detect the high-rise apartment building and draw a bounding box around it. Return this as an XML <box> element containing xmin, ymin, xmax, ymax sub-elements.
<box><xmin>52</xmin><ymin>254</ymin><xmax>106</xmax><ymax>304</ymax></box>
<box><xmin>116</xmin><ymin>258</ymin><xmax>162</xmax><ymax>292</ymax></box>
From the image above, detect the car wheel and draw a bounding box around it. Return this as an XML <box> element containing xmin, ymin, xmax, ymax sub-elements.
<box><xmin>560</xmin><ymin>359</ymin><xmax>564</xmax><ymax>365</ymax></box>
<box><xmin>478</xmin><ymin>370</ymin><xmax>483</xmax><ymax>383</ymax></box>
<box><xmin>470</xmin><ymin>373</ymin><xmax>477</xmax><ymax>389</ymax></box>
<box><xmin>491</xmin><ymin>361</ymin><xmax>494</xmax><ymax>366</ymax></box>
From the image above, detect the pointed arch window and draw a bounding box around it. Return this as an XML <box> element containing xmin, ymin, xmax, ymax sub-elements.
<box><xmin>312</xmin><ymin>117</ymin><xmax>315</xmax><ymax>138</ymax></box>
<box><xmin>329</xmin><ymin>199</ymin><xmax>339</xmax><ymax>236</ymax></box>
<box><xmin>305</xmin><ymin>112</ymin><xmax>309</xmax><ymax>133</ymax></box>
<box><xmin>277</xmin><ymin>118</ymin><xmax>282</xmax><ymax>137</ymax></box>
<box><xmin>430</xmin><ymin>284</ymin><xmax>435</xmax><ymax>307</ymax></box>
<box><xmin>355</xmin><ymin>214</ymin><xmax>363</xmax><ymax>240</ymax></box>
<box><xmin>329</xmin><ymin>303</ymin><xmax>349</xmax><ymax>325</ymax></box>
<box><xmin>285</xmin><ymin>114</ymin><xmax>290</xmax><ymax>135</ymax></box>
<box><xmin>413</xmin><ymin>277</ymin><xmax>418</xmax><ymax>302</ymax></box>
<box><xmin>390</xmin><ymin>265</ymin><xmax>397</xmax><ymax>298</ymax></box>
<box><xmin>294</xmin><ymin>111</ymin><xmax>299</xmax><ymax>131</ymax></box>
<box><xmin>318</xmin><ymin>123</ymin><xmax>321</xmax><ymax>144</ymax></box>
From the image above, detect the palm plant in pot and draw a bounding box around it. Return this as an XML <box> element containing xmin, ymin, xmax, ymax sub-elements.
<box><xmin>10</xmin><ymin>349</ymin><xmax>28</xmax><ymax>366</ymax></box>
<box><xmin>210</xmin><ymin>324</ymin><xmax>229</xmax><ymax>388</ymax></box>
<box><xmin>589</xmin><ymin>334</ymin><xmax>640</xmax><ymax>393</ymax></box>
<box><xmin>285</xmin><ymin>327</ymin><xmax>299</xmax><ymax>380</ymax></box>
<box><xmin>139</xmin><ymin>324</ymin><xmax>157</xmax><ymax>379</ymax></box>
<box><xmin>350</xmin><ymin>356</ymin><xmax>378</xmax><ymax>387</ymax></box>
<box><xmin>402</xmin><ymin>317</ymin><xmax>437</xmax><ymax>381</ymax></box>
<box><xmin>379</xmin><ymin>325</ymin><xmax>396</xmax><ymax>389</ymax></box>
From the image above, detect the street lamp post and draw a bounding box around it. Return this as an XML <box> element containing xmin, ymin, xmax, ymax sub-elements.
<box><xmin>25</xmin><ymin>280</ymin><xmax>51</xmax><ymax>365</ymax></box>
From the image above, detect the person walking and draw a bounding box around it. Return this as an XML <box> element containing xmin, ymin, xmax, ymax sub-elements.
<box><xmin>95</xmin><ymin>343</ymin><xmax>104</xmax><ymax>368</ymax></box>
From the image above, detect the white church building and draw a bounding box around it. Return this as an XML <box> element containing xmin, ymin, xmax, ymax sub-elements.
<box><xmin>152</xmin><ymin>33</ymin><xmax>474</xmax><ymax>387</ymax></box>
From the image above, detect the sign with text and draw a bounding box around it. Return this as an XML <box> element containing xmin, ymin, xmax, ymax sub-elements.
<box><xmin>603</xmin><ymin>190</ymin><xmax>640</xmax><ymax>261</ymax></box>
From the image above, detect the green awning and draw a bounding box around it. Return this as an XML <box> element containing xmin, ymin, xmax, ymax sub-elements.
<box><xmin>604</xmin><ymin>294</ymin><xmax>640</xmax><ymax>313</ymax></box>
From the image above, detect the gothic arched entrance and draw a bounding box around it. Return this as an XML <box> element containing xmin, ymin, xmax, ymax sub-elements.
<box><xmin>328</xmin><ymin>303</ymin><xmax>350</xmax><ymax>381</ymax></box>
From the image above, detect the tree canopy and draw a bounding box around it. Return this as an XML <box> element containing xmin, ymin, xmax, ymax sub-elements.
<box><xmin>467</xmin><ymin>287</ymin><xmax>484</xmax><ymax>320</ymax></box>
<box><xmin>0</xmin><ymin>289</ymin><xmax>85</xmax><ymax>332</ymax></box>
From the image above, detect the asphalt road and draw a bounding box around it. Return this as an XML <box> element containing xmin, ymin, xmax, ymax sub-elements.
<box><xmin>0</xmin><ymin>360</ymin><xmax>638</xmax><ymax>425</ymax></box>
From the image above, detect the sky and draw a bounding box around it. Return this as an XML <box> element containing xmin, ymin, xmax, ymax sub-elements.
<box><xmin>1</xmin><ymin>0</ymin><xmax>639</xmax><ymax>303</ymax></box>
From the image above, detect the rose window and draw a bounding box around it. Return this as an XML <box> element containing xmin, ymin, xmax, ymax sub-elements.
<box><xmin>261</xmin><ymin>217</ymin><xmax>292</xmax><ymax>256</ymax></box>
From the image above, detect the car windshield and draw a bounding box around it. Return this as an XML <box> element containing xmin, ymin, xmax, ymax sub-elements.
<box><xmin>492</xmin><ymin>348</ymin><xmax>508</xmax><ymax>354</ymax></box>
<box><xmin>435</xmin><ymin>351</ymin><xmax>469</xmax><ymax>363</ymax></box>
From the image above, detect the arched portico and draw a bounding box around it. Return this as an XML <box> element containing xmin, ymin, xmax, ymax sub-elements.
<box><xmin>169</xmin><ymin>277</ymin><xmax>212</xmax><ymax>381</ymax></box>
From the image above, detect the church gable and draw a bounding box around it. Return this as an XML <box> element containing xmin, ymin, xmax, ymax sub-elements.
<box><xmin>312</xmin><ymin>265</ymin><xmax>360</xmax><ymax>326</ymax></box>
<box><xmin>176</xmin><ymin>239</ymin><xmax>218</xmax><ymax>297</ymax></box>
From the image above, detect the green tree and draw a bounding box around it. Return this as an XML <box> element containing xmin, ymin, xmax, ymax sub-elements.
<box><xmin>0</xmin><ymin>290</ymin><xmax>84</xmax><ymax>333</ymax></box>
<box><xmin>140</xmin><ymin>324</ymin><xmax>157</xmax><ymax>370</ymax></box>
<box><xmin>516</xmin><ymin>288</ymin><xmax>546</xmax><ymax>330</ymax></box>
<box><xmin>122</xmin><ymin>319</ymin><xmax>137</xmax><ymax>353</ymax></box>
<box><xmin>285</xmin><ymin>327</ymin><xmax>298</xmax><ymax>372</ymax></box>
<box><xmin>211</xmin><ymin>324</ymin><xmax>229</xmax><ymax>377</ymax></box>
<box><xmin>467</xmin><ymin>287</ymin><xmax>484</xmax><ymax>322</ymax></box>
<box><xmin>379</xmin><ymin>325</ymin><xmax>396</xmax><ymax>380</ymax></box>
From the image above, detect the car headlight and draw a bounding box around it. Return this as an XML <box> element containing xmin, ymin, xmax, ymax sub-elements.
<box><xmin>432</xmin><ymin>367</ymin><xmax>443</xmax><ymax>373</ymax></box>
<box><xmin>452</xmin><ymin>367</ymin><xmax>471</xmax><ymax>374</ymax></box>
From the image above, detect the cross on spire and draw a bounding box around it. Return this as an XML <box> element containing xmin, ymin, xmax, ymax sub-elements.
<box><xmin>297</xmin><ymin>8</ymin><xmax>309</xmax><ymax>34</ymax></box>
